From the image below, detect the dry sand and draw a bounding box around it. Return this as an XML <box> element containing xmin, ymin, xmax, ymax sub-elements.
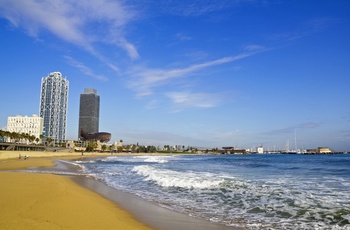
<box><xmin>0</xmin><ymin>150</ymin><xmax>152</xmax><ymax>230</ymax></box>
<box><xmin>0</xmin><ymin>149</ymin><xmax>112</xmax><ymax>161</ymax></box>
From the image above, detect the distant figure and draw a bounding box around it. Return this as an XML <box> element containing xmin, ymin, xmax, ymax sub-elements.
<box><xmin>24</xmin><ymin>155</ymin><xmax>27</xmax><ymax>160</ymax></box>
<box><xmin>81</xmin><ymin>151</ymin><xmax>84</xmax><ymax>156</ymax></box>
<box><xmin>18</xmin><ymin>154</ymin><xmax>21</xmax><ymax>159</ymax></box>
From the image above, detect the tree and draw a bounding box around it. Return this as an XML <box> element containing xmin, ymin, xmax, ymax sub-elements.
<box><xmin>101</xmin><ymin>144</ymin><xmax>107</xmax><ymax>152</ymax></box>
<box><xmin>138</xmin><ymin>145</ymin><xmax>145</xmax><ymax>153</ymax></box>
<box><xmin>86</xmin><ymin>141</ymin><xmax>97</xmax><ymax>152</ymax></box>
<box><xmin>131</xmin><ymin>145</ymin><xmax>136</xmax><ymax>153</ymax></box>
<box><xmin>46</xmin><ymin>138</ymin><xmax>53</xmax><ymax>147</ymax></box>
<box><xmin>22</xmin><ymin>133</ymin><xmax>29</xmax><ymax>144</ymax></box>
<box><xmin>0</xmin><ymin>130</ymin><xmax>6</xmax><ymax>142</ymax></box>
<box><xmin>149</xmin><ymin>146</ymin><xmax>157</xmax><ymax>153</ymax></box>
<box><xmin>29</xmin><ymin>135</ymin><xmax>36</xmax><ymax>144</ymax></box>
<box><xmin>10</xmin><ymin>132</ymin><xmax>19</xmax><ymax>143</ymax></box>
<box><xmin>108</xmin><ymin>144</ymin><xmax>115</xmax><ymax>152</ymax></box>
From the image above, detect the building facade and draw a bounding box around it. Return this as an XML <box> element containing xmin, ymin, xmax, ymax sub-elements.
<box><xmin>39</xmin><ymin>72</ymin><xmax>69</xmax><ymax>142</ymax></box>
<box><xmin>7</xmin><ymin>115</ymin><xmax>43</xmax><ymax>143</ymax></box>
<box><xmin>78</xmin><ymin>88</ymin><xmax>100</xmax><ymax>138</ymax></box>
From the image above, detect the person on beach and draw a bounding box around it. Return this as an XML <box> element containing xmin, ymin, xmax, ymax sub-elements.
<box><xmin>18</xmin><ymin>154</ymin><xmax>21</xmax><ymax>159</ymax></box>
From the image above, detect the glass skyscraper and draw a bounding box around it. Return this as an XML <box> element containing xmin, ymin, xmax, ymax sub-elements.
<box><xmin>39</xmin><ymin>72</ymin><xmax>69</xmax><ymax>142</ymax></box>
<box><xmin>78</xmin><ymin>88</ymin><xmax>100</xmax><ymax>138</ymax></box>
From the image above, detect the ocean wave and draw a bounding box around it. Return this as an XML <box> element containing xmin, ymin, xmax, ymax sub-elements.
<box><xmin>137</xmin><ymin>156</ymin><xmax>172</xmax><ymax>163</ymax></box>
<box><xmin>132</xmin><ymin>165</ymin><xmax>225</xmax><ymax>189</ymax></box>
<box><xmin>74</xmin><ymin>160</ymin><xmax>97</xmax><ymax>164</ymax></box>
<box><xmin>100</xmin><ymin>156</ymin><xmax>120</xmax><ymax>162</ymax></box>
<box><xmin>99</xmin><ymin>155</ymin><xmax>173</xmax><ymax>164</ymax></box>
<box><xmin>76</xmin><ymin>154</ymin><xmax>350</xmax><ymax>229</ymax></box>
<box><xmin>131</xmin><ymin>165</ymin><xmax>350</xmax><ymax>229</ymax></box>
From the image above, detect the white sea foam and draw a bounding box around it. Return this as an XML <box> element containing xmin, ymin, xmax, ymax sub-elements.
<box><xmin>100</xmin><ymin>156</ymin><xmax>120</xmax><ymax>162</ymax></box>
<box><xmin>73</xmin><ymin>160</ymin><xmax>96</xmax><ymax>164</ymax></box>
<box><xmin>142</xmin><ymin>156</ymin><xmax>172</xmax><ymax>163</ymax></box>
<box><xmin>132</xmin><ymin>165</ymin><xmax>224</xmax><ymax>189</ymax></box>
<box><xmin>77</xmin><ymin>155</ymin><xmax>350</xmax><ymax>230</ymax></box>
<box><xmin>133</xmin><ymin>155</ymin><xmax>174</xmax><ymax>163</ymax></box>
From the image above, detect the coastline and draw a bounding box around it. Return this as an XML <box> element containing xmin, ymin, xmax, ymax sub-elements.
<box><xmin>0</xmin><ymin>151</ymin><xmax>153</xmax><ymax>230</ymax></box>
<box><xmin>0</xmin><ymin>151</ymin><xmax>241</xmax><ymax>230</ymax></box>
<box><xmin>72</xmin><ymin>175</ymin><xmax>238</xmax><ymax>230</ymax></box>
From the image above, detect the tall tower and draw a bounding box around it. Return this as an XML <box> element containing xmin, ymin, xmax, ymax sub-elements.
<box><xmin>39</xmin><ymin>72</ymin><xmax>69</xmax><ymax>142</ymax></box>
<box><xmin>78</xmin><ymin>88</ymin><xmax>100</xmax><ymax>138</ymax></box>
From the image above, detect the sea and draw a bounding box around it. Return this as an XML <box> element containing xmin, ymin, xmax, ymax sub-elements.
<box><xmin>73</xmin><ymin>154</ymin><xmax>350</xmax><ymax>230</ymax></box>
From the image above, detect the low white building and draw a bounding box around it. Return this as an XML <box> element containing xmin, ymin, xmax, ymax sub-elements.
<box><xmin>7</xmin><ymin>114</ymin><xmax>43</xmax><ymax>143</ymax></box>
<box><xmin>257</xmin><ymin>146</ymin><xmax>264</xmax><ymax>154</ymax></box>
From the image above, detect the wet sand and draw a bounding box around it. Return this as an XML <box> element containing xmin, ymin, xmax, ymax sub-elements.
<box><xmin>72</xmin><ymin>176</ymin><xmax>238</xmax><ymax>230</ymax></box>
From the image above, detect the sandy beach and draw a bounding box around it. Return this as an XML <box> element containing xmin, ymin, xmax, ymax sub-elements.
<box><xmin>0</xmin><ymin>150</ymin><xmax>153</xmax><ymax>230</ymax></box>
<box><xmin>0</xmin><ymin>150</ymin><xmax>238</xmax><ymax>230</ymax></box>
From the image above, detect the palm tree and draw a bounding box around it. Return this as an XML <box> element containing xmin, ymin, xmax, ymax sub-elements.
<box><xmin>109</xmin><ymin>144</ymin><xmax>115</xmax><ymax>152</ymax></box>
<box><xmin>86</xmin><ymin>141</ymin><xmax>97</xmax><ymax>152</ymax></box>
<box><xmin>0</xmin><ymin>130</ymin><xmax>5</xmax><ymax>142</ymax></box>
<box><xmin>29</xmin><ymin>135</ymin><xmax>36</xmax><ymax>144</ymax></box>
<box><xmin>10</xmin><ymin>132</ymin><xmax>19</xmax><ymax>143</ymax></box>
<box><xmin>21</xmin><ymin>133</ymin><xmax>29</xmax><ymax>144</ymax></box>
<box><xmin>46</xmin><ymin>137</ymin><xmax>53</xmax><ymax>147</ymax></box>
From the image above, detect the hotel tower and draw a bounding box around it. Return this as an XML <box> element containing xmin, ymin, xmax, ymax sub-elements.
<box><xmin>78</xmin><ymin>88</ymin><xmax>100</xmax><ymax>139</ymax></box>
<box><xmin>39</xmin><ymin>72</ymin><xmax>69</xmax><ymax>142</ymax></box>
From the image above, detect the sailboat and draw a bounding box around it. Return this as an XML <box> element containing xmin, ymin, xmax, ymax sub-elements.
<box><xmin>284</xmin><ymin>130</ymin><xmax>304</xmax><ymax>154</ymax></box>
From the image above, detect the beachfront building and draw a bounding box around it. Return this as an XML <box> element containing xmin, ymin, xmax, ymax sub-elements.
<box><xmin>317</xmin><ymin>147</ymin><xmax>332</xmax><ymax>154</ymax></box>
<box><xmin>39</xmin><ymin>72</ymin><xmax>69</xmax><ymax>143</ymax></box>
<box><xmin>6</xmin><ymin>115</ymin><xmax>43</xmax><ymax>143</ymax></box>
<box><xmin>257</xmin><ymin>146</ymin><xmax>264</xmax><ymax>154</ymax></box>
<box><xmin>78</xmin><ymin>88</ymin><xmax>100</xmax><ymax>139</ymax></box>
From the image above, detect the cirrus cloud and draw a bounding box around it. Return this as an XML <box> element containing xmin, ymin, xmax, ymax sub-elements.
<box><xmin>0</xmin><ymin>0</ymin><xmax>139</xmax><ymax>62</ymax></box>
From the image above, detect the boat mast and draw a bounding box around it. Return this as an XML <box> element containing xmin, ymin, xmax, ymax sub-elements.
<box><xmin>294</xmin><ymin>130</ymin><xmax>297</xmax><ymax>152</ymax></box>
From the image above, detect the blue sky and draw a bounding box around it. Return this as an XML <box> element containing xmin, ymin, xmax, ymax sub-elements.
<box><xmin>0</xmin><ymin>0</ymin><xmax>349</xmax><ymax>151</ymax></box>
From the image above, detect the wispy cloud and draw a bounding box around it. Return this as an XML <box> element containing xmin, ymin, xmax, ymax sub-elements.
<box><xmin>165</xmin><ymin>91</ymin><xmax>221</xmax><ymax>112</ymax></box>
<box><xmin>262</xmin><ymin>122</ymin><xmax>321</xmax><ymax>135</ymax></box>
<box><xmin>156</xmin><ymin>0</ymin><xmax>238</xmax><ymax>17</ymax></box>
<box><xmin>271</xmin><ymin>17</ymin><xmax>336</xmax><ymax>42</ymax></box>
<box><xmin>175</xmin><ymin>33</ymin><xmax>192</xmax><ymax>41</ymax></box>
<box><xmin>243</xmin><ymin>44</ymin><xmax>268</xmax><ymax>52</ymax></box>
<box><xmin>127</xmin><ymin>52</ymin><xmax>257</xmax><ymax>97</ymax></box>
<box><xmin>64</xmin><ymin>56</ymin><xmax>108</xmax><ymax>81</ymax></box>
<box><xmin>0</xmin><ymin>0</ymin><xmax>139</xmax><ymax>65</ymax></box>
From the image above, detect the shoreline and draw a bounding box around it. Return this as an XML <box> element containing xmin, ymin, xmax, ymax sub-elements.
<box><xmin>0</xmin><ymin>173</ymin><xmax>152</xmax><ymax>229</ymax></box>
<box><xmin>0</xmin><ymin>150</ymin><xmax>242</xmax><ymax>230</ymax></box>
<box><xmin>0</xmin><ymin>152</ymin><xmax>153</xmax><ymax>230</ymax></box>
<box><xmin>71</xmin><ymin>172</ymin><xmax>239</xmax><ymax>230</ymax></box>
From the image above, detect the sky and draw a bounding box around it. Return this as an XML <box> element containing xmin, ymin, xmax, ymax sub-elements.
<box><xmin>0</xmin><ymin>0</ymin><xmax>349</xmax><ymax>151</ymax></box>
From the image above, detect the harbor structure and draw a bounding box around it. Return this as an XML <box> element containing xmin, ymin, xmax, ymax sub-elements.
<box><xmin>78</xmin><ymin>88</ymin><xmax>100</xmax><ymax>139</ymax></box>
<box><xmin>39</xmin><ymin>72</ymin><xmax>69</xmax><ymax>142</ymax></box>
<box><xmin>257</xmin><ymin>146</ymin><xmax>264</xmax><ymax>154</ymax></box>
<box><xmin>6</xmin><ymin>114</ymin><xmax>43</xmax><ymax>143</ymax></box>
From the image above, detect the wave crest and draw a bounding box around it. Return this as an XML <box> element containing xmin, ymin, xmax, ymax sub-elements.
<box><xmin>132</xmin><ymin>165</ymin><xmax>224</xmax><ymax>189</ymax></box>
